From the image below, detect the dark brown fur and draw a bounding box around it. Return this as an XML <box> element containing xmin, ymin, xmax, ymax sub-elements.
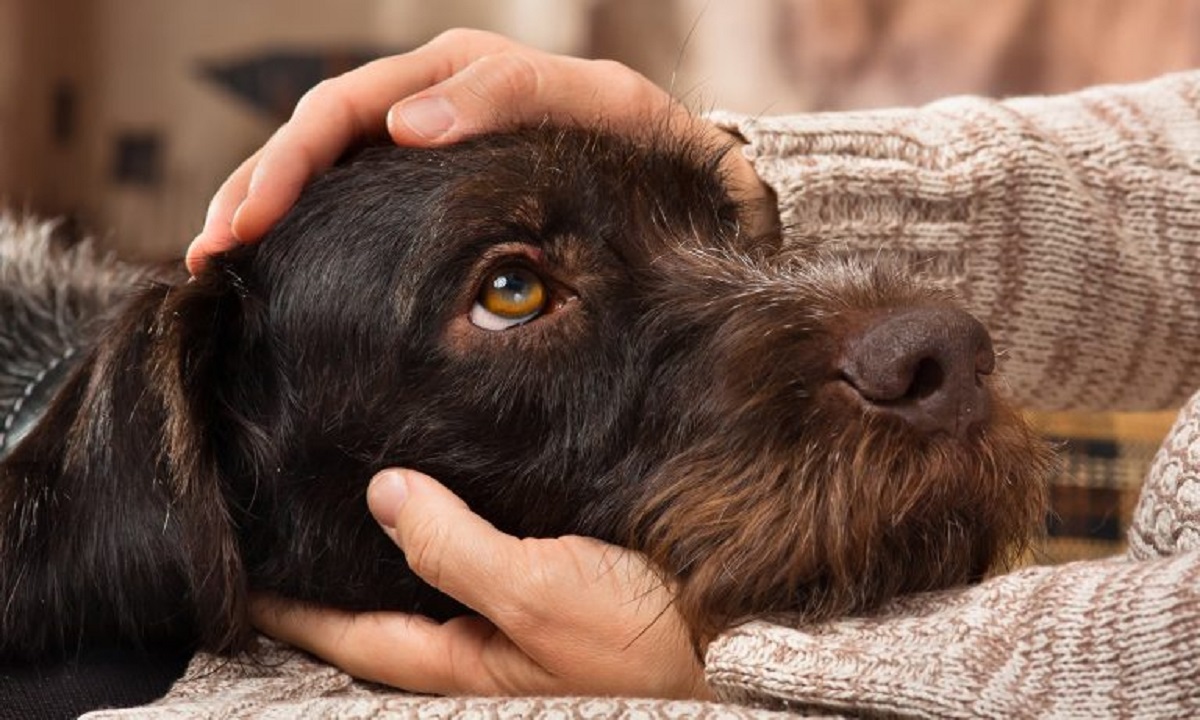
<box><xmin>0</xmin><ymin>127</ymin><xmax>1053</xmax><ymax>663</ymax></box>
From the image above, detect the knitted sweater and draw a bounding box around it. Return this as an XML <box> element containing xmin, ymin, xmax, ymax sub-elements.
<box><xmin>708</xmin><ymin>69</ymin><xmax>1200</xmax><ymax>718</ymax></box>
<box><xmin>89</xmin><ymin>72</ymin><xmax>1200</xmax><ymax>719</ymax></box>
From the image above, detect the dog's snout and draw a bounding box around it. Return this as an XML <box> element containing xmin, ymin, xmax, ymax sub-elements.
<box><xmin>838</xmin><ymin>307</ymin><xmax>995</xmax><ymax>437</ymax></box>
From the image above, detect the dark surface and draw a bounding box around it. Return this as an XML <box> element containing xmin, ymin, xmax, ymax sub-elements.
<box><xmin>0</xmin><ymin>648</ymin><xmax>191</xmax><ymax>720</ymax></box>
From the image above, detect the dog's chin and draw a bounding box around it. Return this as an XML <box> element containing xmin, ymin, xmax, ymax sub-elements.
<box><xmin>630</xmin><ymin>384</ymin><xmax>1052</xmax><ymax>645</ymax></box>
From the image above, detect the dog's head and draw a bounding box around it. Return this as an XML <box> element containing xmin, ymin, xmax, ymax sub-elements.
<box><xmin>1</xmin><ymin>126</ymin><xmax>1051</xmax><ymax>659</ymax></box>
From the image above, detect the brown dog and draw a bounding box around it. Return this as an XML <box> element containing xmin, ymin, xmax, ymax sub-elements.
<box><xmin>0</xmin><ymin>127</ymin><xmax>1051</xmax><ymax>670</ymax></box>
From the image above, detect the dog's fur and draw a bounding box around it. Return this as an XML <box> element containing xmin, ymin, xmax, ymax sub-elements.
<box><xmin>0</xmin><ymin>127</ymin><xmax>1052</xmax><ymax>663</ymax></box>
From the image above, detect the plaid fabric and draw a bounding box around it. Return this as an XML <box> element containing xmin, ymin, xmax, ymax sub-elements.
<box><xmin>1028</xmin><ymin>411</ymin><xmax>1176</xmax><ymax>563</ymax></box>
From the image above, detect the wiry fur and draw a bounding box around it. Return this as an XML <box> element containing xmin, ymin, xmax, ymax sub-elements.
<box><xmin>0</xmin><ymin>219</ymin><xmax>149</xmax><ymax>455</ymax></box>
<box><xmin>0</xmin><ymin>127</ymin><xmax>1053</xmax><ymax>662</ymax></box>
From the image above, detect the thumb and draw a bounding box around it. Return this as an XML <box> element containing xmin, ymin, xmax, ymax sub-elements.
<box><xmin>365</xmin><ymin>468</ymin><xmax>413</xmax><ymax>541</ymax></box>
<box><xmin>366</xmin><ymin>469</ymin><xmax>528</xmax><ymax>617</ymax></box>
<box><xmin>385</xmin><ymin>52</ymin><xmax>675</xmax><ymax>147</ymax></box>
<box><xmin>385</xmin><ymin>52</ymin><xmax>550</xmax><ymax>145</ymax></box>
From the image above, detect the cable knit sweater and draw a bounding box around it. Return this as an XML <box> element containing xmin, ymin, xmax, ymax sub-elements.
<box><xmin>89</xmin><ymin>71</ymin><xmax>1200</xmax><ymax>719</ymax></box>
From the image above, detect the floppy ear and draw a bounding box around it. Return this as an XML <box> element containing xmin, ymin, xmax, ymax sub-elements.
<box><xmin>0</xmin><ymin>261</ymin><xmax>261</xmax><ymax>660</ymax></box>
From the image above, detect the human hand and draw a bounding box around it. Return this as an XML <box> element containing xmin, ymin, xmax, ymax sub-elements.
<box><xmin>187</xmin><ymin>28</ymin><xmax>774</xmax><ymax>274</ymax></box>
<box><xmin>250</xmin><ymin>469</ymin><xmax>711</xmax><ymax>699</ymax></box>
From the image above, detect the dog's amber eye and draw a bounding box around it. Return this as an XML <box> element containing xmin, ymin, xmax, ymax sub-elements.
<box><xmin>470</xmin><ymin>266</ymin><xmax>548</xmax><ymax>331</ymax></box>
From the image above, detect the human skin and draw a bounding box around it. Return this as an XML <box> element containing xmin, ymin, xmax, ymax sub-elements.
<box><xmin>187</xmin><ymin>28</ymin><xmax>775</xmax><ymax>272</ymax></box>
<box><xmin>197</xmin><ymin>29</ymin><xmax>779</xmax><ymax>698</ymax></box>
<box><xmin>252</xmin><ymin>470</ymin><xmax>711</xmax><ymax>699</ymax></box>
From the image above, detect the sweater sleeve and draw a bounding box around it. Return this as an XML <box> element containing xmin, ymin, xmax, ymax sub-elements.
<box><xmin>712</xmin><ymin>71</ymin><xmax>1200</xmax><ymax>412</ymax></box>
<box><xmin>703</xmin><ymin>73</ymin><xmax>1200</xmax><ymax>717</ymax></box>
<box><xmin>704</xmin><ymin>552</ymin><xmax>1200</xmax><ymax>718</ymax></box>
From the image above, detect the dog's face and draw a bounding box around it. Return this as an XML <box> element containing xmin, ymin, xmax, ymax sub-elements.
<box><xmin>0</xmin><ymin>127</ymin><xmax>1051</xmax><ymax>660</ymax></box>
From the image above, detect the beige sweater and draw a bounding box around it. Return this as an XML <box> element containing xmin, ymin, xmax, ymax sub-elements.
<box><xmin>708</xmin><ymin>69</ymin><xmax>1200</xmax><ymax>718</ymax></box>
<box><xmin>91</xmin><ymin>72</ymin><xmax>1200</xmax><ymax>719</ymax></box>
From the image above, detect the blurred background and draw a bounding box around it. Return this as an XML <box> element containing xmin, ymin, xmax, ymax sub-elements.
<box><xmin>5</xmin><ymin>0</ymin><xmax>1199</xmax><ymax>259</ymax></box>
<box><xmin>2</xmin><ymin>0</ymin><xmax>1198</xmax><ymax>560</ymax></box>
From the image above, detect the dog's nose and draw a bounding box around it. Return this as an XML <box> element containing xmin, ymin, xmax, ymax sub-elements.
<box><xmin>838</xmin><ymin>307</ymin><xmax>995</xmax><ymax>437</ymax></box>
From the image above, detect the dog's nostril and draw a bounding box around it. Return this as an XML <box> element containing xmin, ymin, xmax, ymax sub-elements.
<box><xmin>905</xmin><ymin>357</ymin><xmax>945</xmax><ymax>402</ymax></box>
<box><xmin>838</xmin><ymin>307</ymin><xmax>994</xmax><ymax>438</ymax></box>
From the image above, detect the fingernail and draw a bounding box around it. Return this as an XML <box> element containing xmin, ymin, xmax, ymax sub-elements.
<box><xmin>367</xmin><ymin>470</ymin><xmax>410</xmax><ymax>530</ymax></box>
<box><xmin>391</xmin><ymin>96</ymin><xmax>455</xmax><ymax>140</ymax></box>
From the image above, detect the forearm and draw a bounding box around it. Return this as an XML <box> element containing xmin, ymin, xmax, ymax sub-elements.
<box><xmin>705</xmin><ymin>551</ymin><xmax>1200</xmax><ymax>717</ymax></box>
<box><xmin>714</xmin><ymin>71</ymin><xmax>1200</xmax><ymax>412</ymax></box>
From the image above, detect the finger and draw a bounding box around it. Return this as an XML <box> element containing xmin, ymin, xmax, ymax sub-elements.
<box><xmin>370</xmin><ymin>470</ymin><xmax>675</xmax><ymax>639</ymax></box>
<box><xmin>185</xmin><ymin>148</ymin><xmax>262</xmax><ymax>274</ymax></box>
<box><xmin>387</xmin><ymin>53</ymin><xmax>677</xmax><ymax>147</ymax></box>
<box><xmin>368</xmin><ymin>470</ymin><xmax>537</xmax><ymax>623</ymax></box>
<box><xmin>249</xmin><ymin>595</ymin><xmax>549</xmax><ymax>695</ymax></box>
<box><xmin>250</xmin><ymin>594</ymin><xmax>464</xmax><ymax>692</ymax></box>
<box><xmin>230</xmin><ymin>29</ymin><xmax>515</xmax><ymax>242</ymax></box>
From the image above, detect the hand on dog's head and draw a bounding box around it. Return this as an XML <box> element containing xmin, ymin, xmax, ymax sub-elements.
<box><xmin>0</xmin><ymin>126</ymin><xmax>1051</xmax><ymax>661</ymax></box>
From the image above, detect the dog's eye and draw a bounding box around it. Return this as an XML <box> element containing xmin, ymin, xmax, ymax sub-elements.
<box><xmin>470</xmin><ymin>266</ymin><xmax>548</xmax><ymax>330</ymax></box>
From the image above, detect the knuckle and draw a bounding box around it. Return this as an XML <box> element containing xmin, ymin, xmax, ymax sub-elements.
<box><xmin>430</xmin><ymin>27</ymin><xmax>506</xmax><ymax>49</ymax></box>
<box><xmin>489</xmin><ymin>538</ymin><xmax>557</xmax><ymax>627</ymax></box>
<box><xmin>290</xmin><ymin>78</ymin><xmax>362</xmax><ymax>141</ymax></box>
<box><xmin>444</xmin><ymin>618</ymin><xmax>501</xmax><ymax>692</ymax></box>
<box><xmin>467</xmin><ymin>52</ymin><xmax>541</xmax><ymax>106</ymax></box>
<box><xmin>292</xmin><ymin>78</ymin><xmax>339</xmax><ymax>117</ymax></box>
<box><xmin>402</xmin><ymin>515</ymin><xmax>450</xmax><ymax>588</ymax></box>
<box><xmin>588</xmin><ymin>58</ymin><xmax>657</xmax><ymax>102</ymax></box>
<box><xmin>430</xmin><ymin>27</ymin><xmax>478</xmax><ymax>46</ymax></box>
<box><xmin>588</xmin><ymin>57</ymin><xmax>635</xmax><ymax>78</ymax></box>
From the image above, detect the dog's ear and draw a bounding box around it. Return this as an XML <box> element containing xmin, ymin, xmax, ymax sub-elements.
<box><xmin>147</xmin><ymin>261</ymin><xmax>271</xmax><ymax>652</ymax></box>
<box><xmin>0</xmin><ymin>262</ymin><xmax>263</xmax><ymax>660</ymax></box>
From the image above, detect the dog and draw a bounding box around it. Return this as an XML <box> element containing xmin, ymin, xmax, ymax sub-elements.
<box><xmin>0</xmin><ymin>127</ymin><xmax>1052</xmax><ymax>672</ymax></box>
